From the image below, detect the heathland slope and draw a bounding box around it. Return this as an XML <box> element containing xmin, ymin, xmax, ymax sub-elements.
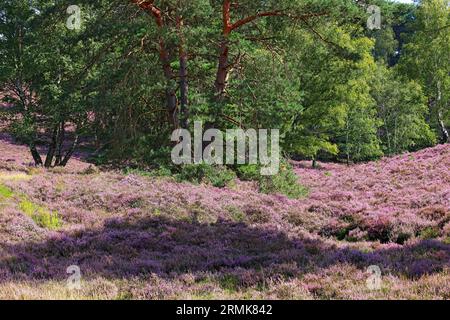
<box><xmin>0</xmin><ymin>135</ymin><xmax>448</xmax><ymax>299</ymax></box>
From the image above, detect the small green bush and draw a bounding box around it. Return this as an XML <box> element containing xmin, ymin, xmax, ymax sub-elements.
<box><xmin>420</xmin><ymin>227</ymin><xmax>440</xmax><ymax>240</ymax></box>
<box><xmin>236</xmin><ymin>163</ymin><xmax>308</xmax><ymax>199</ymax></box>
<box><xmin>258</xmin><ymin>165</ymin><xmax>308</xmax><ymax>199</ymax></box>
<box><xmin>152</xmin><ymin>166</ymin><xmax>173</xmax><ymax>177</ymax></box>
<box><xmin>235</xmin><ymin>164</ymin><xmax>261</xmax><ymax>181</ymax></box>
<box><xmin>176</xmin><ymin>164</ymin><xmax>236</xmax><ymax>188</ymax></box>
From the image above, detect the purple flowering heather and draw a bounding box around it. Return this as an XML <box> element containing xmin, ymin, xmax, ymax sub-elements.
<box><xmin>0</xmin><ymin>135</ymin><xmax>449</xmax><ymax>299</ymax></box>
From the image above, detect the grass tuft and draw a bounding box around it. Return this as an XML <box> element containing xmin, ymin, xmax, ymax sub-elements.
<box><xmin>0</xmin><ymin>184</ymin><xmax>13</xmax><ymax>199</ymax></box>
<box><xmin>19</xmin><ymin>199</ymin><xmax>62</xmax><ymax>230</ymax></box>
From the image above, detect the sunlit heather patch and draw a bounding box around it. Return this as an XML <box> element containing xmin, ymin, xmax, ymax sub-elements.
<box><xmin>0</xmin><ymin>173</ymin><xmax>32</xmax><ymax>181</ymax></box>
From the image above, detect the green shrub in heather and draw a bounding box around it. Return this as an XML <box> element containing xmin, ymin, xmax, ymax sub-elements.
<box><xmin>259</xmin><ymin>169</ymin><xmax>308</xmax><ymax>199</ymax></box>
<box><xmin>175</xmin><ymin>164</ymin><xmax>237</xmax><ymax>188</ymax></box>
<box><xmin>237</xmin><ymin>163</ymin><xmax>308</xmax><ymax>199</ymax></box>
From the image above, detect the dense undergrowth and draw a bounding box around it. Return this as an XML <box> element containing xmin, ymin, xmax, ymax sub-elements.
<box><xmin>124</xmin><ymin>162</ymin><xmax>309</xmax><ymax>200</ymax></box>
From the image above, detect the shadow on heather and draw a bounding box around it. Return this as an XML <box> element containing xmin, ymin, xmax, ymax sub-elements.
<box><xmin>1</xmin><ymin>215</ymin><xmax>449</xmax><ymax>284</ymax></box>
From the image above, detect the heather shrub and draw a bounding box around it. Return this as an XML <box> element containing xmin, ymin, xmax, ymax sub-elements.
<box><xmin>319</xmin><ymin>218</ymin><xmax>349</xmax><ymax>238</ymax></box>
<box><xmin>327</xmin><ymin>215</ymin><xmax>363</xmax><ymax>241</ymax></box>
<box><xmin>346</xmin><ymin>228</ymin><xmax>369</xmax><ymax>242</ymax></box>
<box><xmin>83</xmin><ymin>278</ymin><xmax>119</xmax><ymax>300</ymax></box>
<box><xmin>389</xmin><ymin>223</ymin><xmax>417</xmax><ymax>244</ymax></box>
<box><xmin>394</xmin><ymin>232</ymin><xmax>412</xmax><ymax>245</ymax></box>
<box><xmin>272</xmin><ymin>281</ymin><xmax>313</xmax><ymax>300</ymax></box>
<box><xmin>19</xmin><ymin>199</ymin><xmax>61</xmax><ymax>230</ymax></box>
<box><xmin>419</xmin><ymin>206</ymin><xmax>448</xmax><ymax>221</ymax></box>
<box><xmin>285</xmin><ymin>210</ymin><xmax>311</xmax><ymax>227</ymax></box>
<box><xmin>307</xmin><ymin>205</ymin><xmax>334</xmax><ymax>216</ymax></box>
<box><xmin>188</xmin><ymin>202</ymin><xmax>217</xmax><ymax>224</ymax></box>
<box><xmin>364</xmin><ymin>216</ymin><xmax>392</xmax><ymax>243</ymax></box>
<box><xmin>48</xmin><ymin>166</ymin><xmax>68</xmax><ymax>174</ymax></box>
<box><xmin>27</xmin><ymin>167</ymin><xmax>45</xmax><ymax>176</ymax></box>
<box><xmin>80</xmin><ymin>165</ymin><xmax>100</xmax><ymax>175</ymax></box>
<box><xmin>444</xmin><ymin>222</ymin><xmax>450</xmax><ymax>237</ymax></box>
<box><xmin>227</xmin><ymin>206</ymin><xmax>246</xmax><ymax>223</ymax></box>
<box><xmin>219</xmin><ymin>275</ymin><xmax>240</xmax><ymax>292</ymax></box>
<box><xmin>3</xmin><ymin>256</ymin><xmax>29</xmax><ymax>274</ymax></box>
<box><xmin>362</xmin><ymin>216</ymin><xmax>418</xmax><ymax>244</ymax></box>
<box><xmin>243</xmin><ymin>204</ymin><xmax>271</xmax><ymax>224</ymax></box>
<box><xmin>322</xmin><ymin>217</ymin><xmax>363</xmax><ymax>241</ymax></box>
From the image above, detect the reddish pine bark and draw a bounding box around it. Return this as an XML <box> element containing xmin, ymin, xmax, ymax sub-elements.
<box><xmin>130</xmin><ymin>1</ymin><xmax>178</xmax><ymax>127</ymax></box>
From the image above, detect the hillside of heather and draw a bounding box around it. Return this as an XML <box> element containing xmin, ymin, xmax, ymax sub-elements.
<box><xmin>0</xmin><ymin>134</ymin><xmax>449</xmax><ymax>300</ymax></box>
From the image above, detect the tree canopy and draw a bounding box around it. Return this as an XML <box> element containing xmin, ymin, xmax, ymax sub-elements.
<box><xmin>0</xmin><ymin>0</ymin><xmax>448</xmax><ymax>169</ymax></box>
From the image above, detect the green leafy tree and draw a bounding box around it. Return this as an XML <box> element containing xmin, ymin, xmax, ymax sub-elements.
<box><xmin>399</xmin><ymin>0</ymin><xmax>450</xmax><ymax>143</ymax></box>
<box><xmin>372</xmin><ymin>65</ymin><xmax>436</xmax><ymax>154</ymax></box>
